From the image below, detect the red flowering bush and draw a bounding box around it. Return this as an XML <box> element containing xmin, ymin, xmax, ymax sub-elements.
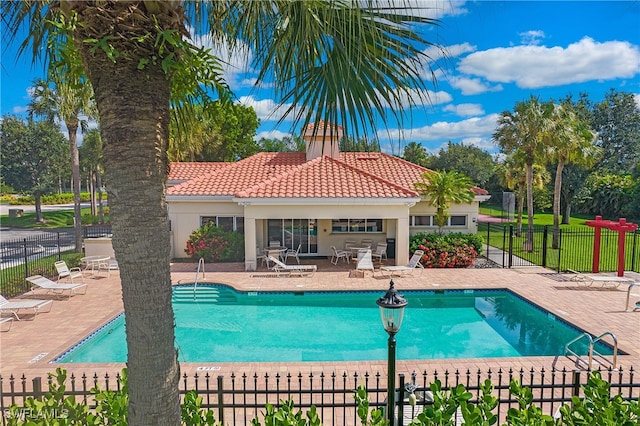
<box><xmin>185</xmin><ymin>222</ymin><xmax>244</xmax><ymax>262</ymax></box>
<box><xmin>409</xmin><ymin>232</ymin><xmax>483</xmax><ymax>268</ymax></box>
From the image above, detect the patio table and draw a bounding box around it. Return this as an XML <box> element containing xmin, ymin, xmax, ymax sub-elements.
<box><xmin>81</xmin><ymin>255</ymin><xmax>111</xmax><ymax>277</ymax></box>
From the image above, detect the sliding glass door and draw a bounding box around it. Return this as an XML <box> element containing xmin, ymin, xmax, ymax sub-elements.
<box><xmin>267</xmin><ymin>219</ymin><xmax>317</xmax><ymax>254</ymax></box>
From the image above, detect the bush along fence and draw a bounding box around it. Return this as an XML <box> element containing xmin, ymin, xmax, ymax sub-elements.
<box><xmin>478</xmin><ymin>223</ymin><xmax>640</xmax><ymax>273</ymax></box>
<box><xmin>0</xmin><ymin>226</ymin><xmax>111</xmax><ymax>297</ymax></box>
<box><xmin>1</xmin><ymin>367</ymin><xmax>638</xmax><ymax>425</ymax></box>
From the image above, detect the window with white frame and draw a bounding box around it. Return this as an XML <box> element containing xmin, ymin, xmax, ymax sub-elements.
<box><xmin>411</xmin><ymin>215</ymin><xmax>467</xmax><ymax>227</ymax></box>
<box><xmin>200</xmin><ymin>216</ymin><xmax>244</xmax><ymax>233</ymax></box>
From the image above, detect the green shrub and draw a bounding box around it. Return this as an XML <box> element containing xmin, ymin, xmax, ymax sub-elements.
<box><xmin>409</xmin><ymin>232</ymin><xmax>484</xmax><ymax>268</ymax></box>
<box><xmin>185</xmin><ymin>222</ymin><xmax>245</xmax><ymax>262</ymax></box>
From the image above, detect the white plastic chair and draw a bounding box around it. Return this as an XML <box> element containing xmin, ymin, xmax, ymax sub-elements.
<box><xmin>371</xmin><ymin>242</ymin><xmax>388</xmax><ymax>263</ymax></box>
<box><xmin>330</xmin><ymin>246</ymin><xmax>351</xmax><ymax>265</ymax></box>
<box><xmin>54</xmin><ymin>260</ymin><xmax>83</xmax><ymax>283</ymax></box>
<box><xmin>285</xmin><ymin>244</ymin><xmax>301</xmax><ymax>264</ymax></box>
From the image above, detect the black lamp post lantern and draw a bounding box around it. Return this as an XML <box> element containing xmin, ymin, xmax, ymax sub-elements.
<box><xmin>376</xmin><ymin>279</ymin><xmax>408</xmax><ymax>426</ymax></box>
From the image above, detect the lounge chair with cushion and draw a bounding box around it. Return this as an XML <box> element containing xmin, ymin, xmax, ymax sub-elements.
<box><xmin>267</xmin><ymin>256</ymin><xmax>317</xmax><ymax>277</ymax></box>
<box><xmin>356</xmin><ymin>249</ymin><xmax>375</xmax><ymax>275</ymax></box>
<box><xmin>0</xmin><ymin>295</ymin><xmax>53</xmax><ymax>320</ymax></box>
<box><xmin>55</xmin><ymin>260</ymin><xmax>83</xmax><ymax>282</ymax></box>
<box><xmin>381</xmin><ymin>250</ymin><xmax>424</xmax><ymax>277</ymax></box>
<box><xmin>27</xmin><ymin>275</ymin><xmax>88</xmax><ymax>297</ymax></box>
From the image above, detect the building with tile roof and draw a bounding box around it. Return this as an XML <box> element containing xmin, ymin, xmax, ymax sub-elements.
<box><xmin>167</xmin><ymin>125</ymin><xmax>490</xmax><ymax>270</ymax></box>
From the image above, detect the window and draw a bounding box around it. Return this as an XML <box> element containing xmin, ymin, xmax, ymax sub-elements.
<box><xmin>200</xmin><ymin>216</ymin><xmax>244</xmax><ymax>233</ymax></box>
<box><xmin>331</xmin><ymin>219</ymin><xmax>383</xmax><ymax>233</ymax></box>
<box><xmin>411</xmin><ymin>215</ymin><xmax>433</xmax><ymax>226</ymax></box>
<box><xmin>410</xmin><ymin>215</ymin><xmax>467</xmax><ymax>227</ymax></box>
<box><xmin>449</xmin><ymin>215</ymin><xmax>467</xmax><ymax>226</ymax></box>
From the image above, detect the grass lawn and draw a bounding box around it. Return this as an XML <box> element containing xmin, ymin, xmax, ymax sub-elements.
<box><xmin>0</xmin><ymin>208</ymin><xmax>107</xmax><ymax>229</ymax></box>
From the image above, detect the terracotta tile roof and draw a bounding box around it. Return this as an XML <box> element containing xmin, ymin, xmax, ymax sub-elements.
<box><xmin>236</xmin><ymin>156</ymin><xmax>418</xmax><ymax>199</ymax></box>
<box><xmin>167</xmin><ymin>152</ymin><xmax>488</xmax><ymax>198</ymax></box>
<box><xmin>168</xmin><ymin>162</ymin><xmax>229</xmax><ymax>182</ymax></box>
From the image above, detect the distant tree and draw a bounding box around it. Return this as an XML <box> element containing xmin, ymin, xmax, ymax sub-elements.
<box><xmin>414</xmin><ymin>170</ymin><xmax>475</xmax><ymax>233</ymax></box>
<box><xmin>542</xmin><ymin>100</ymin><xmax>599</xmax><ymax>248</ymax></box>
<box><xmin>340</xmin><ymin>136</ymin><xmax>380</xmax><ymax>152</ymax></box>
<box><xmin>591</xmin><ymin>89</ymin><xmax>640</xmax><ymax>173</ymax></box>
<box><xmin>575</xmin><ymin>173</ymin><xmax>637</xmax><ymax>218</ymax></box>
<box><xmin>169</xmin><ymin>101</ymin><xmax>260</xmax><ymax>162</ymax></box>
<box><xmin>494</xmin><ymin>96</ymin><xmax>550</xmax><ymax>251</ymax></box>
<box><xmin>402</xmin><ymin>141</ymin><xmax>429</xmax><ymax>167</ymax></box>
<box><xmin>0</xmin><ymin>116</ymin><xmax>68</xmax><ymax>221</ymax></box>
<box><xmin>28</xmin><ymin>70</ymin><xmax>96</xmax><ymax>252</ymax></box>
<box><xmin>259</xmin><ymin>135</ymin><xmax>305</xmax><ymax>152</ymax></box>
<box><xmin>425</xmin><ymin>141</ymin><xmax>496</xmax><ymax>187</ymax></box>
<box><xmin>79</xmin><ymin>129</ymin><xmax>105</xmax><ymax>222</ymax></box>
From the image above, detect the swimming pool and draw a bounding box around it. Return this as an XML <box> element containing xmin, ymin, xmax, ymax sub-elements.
<box><xmin>54</xmin><ymin>285</ymin><xmax>612</xmax><ymax>363</ymax></box>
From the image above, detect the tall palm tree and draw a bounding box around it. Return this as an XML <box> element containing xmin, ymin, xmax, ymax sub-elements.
<box><xmin>414</xmin><ymin>170</ymin><xmax>475</xmax><ymax>233</ymax></box>
<box><xmin>493</xmin><ymin>96</ymin><xmax>550</xmax><ymax>251</ymax></box>
<box><xmin>28</xmin><ymin>75</ymin><xmax>95</xmax><ymax>250</ymax></box>
<box><xmin>3</xmin><ymin>2</ymin><xmax>441</xmax><ymax>424</ymax></box>
<box><xmin>542</xmin><ymin>100</ymin><xmax>598</xmax><ymax>248</ymax></box>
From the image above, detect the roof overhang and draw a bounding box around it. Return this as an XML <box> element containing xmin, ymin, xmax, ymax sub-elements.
<box><xmin>167</xmin><ymin>195</ymin><xmax>234</xmax><ymax>202</ymax></box>
<box><xmin>232</xmin><ymin>197</ymin><xmax>422</xmax><ymax>206</ymax></box>
<box><xmin>475</xmin><ymin>195</ymin><xmax>492</xmax><ymax>202</ymax></box>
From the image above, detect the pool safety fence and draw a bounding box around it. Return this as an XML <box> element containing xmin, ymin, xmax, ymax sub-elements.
<box><xmin>1</xmin><ymin>366</ymin><xmax>638</xmax><ymax>425</ymax></box>
<box><xmin>478</xmin><ymin>222</ymin><xmax>640</xmax><ymax>273</ymax></box>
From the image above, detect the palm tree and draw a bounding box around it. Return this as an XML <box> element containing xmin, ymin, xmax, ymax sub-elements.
<box><xmin>28</xmin><ymin>75</ymin><xmax>95</xmax><ymax>250</ymax></box>
<box><xmin>3</xmin><ymin>2</ymin><xmax>441</xmax><ymax>424</ymax></box>
<box><xmin>414</xmin><ymin>170</ymin><xmax>475</xmax><ymax>233</ymax></box>
<box><xmin>542</xmin><ymin>100</ymin><xmax>599</xmax><ymax>248</ymax></box>
<box><xmin>493</xmin><ymin>96</ymin><xmax>550</xmax><ymax>251</ymax></box>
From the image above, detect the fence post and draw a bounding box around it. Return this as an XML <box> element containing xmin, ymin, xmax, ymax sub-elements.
<box><xmin>57</xmin><ymin>232</ymin><xmax>62</xmax><ymax>261</ymax></box>
<box><xmin>397</xmin><ymin>373</ymin><xmax>405</xmax><ymax>426</ymax></box>
<box><xmin>508</xmin><ymin>226</ymin><xmax>514</xmax><ymax>268</ymax></box>
<box><xmin>216</xmin><ymin>375</ymin><xmax>224</xmax><ymax>425</ymax></box>
<box><xmin>485</xmin><ymin>224</ymin><xmax>491</xmax><ymax>261</ymax></box>
<box><xmin>23</xmin><ymin>238</ymin><xmax>29</xmax><ymax>280</ymax></box>
<box><xmin>542</xmin><ymin>226</ymin><xmax>548</xmax><ymax>268</ymax></box>
<box><xmin>32</xmin><ymin>377</ymin><xmax>42</xmax><ymax>399</ymax></box>
<box><xmin>557</xmin><ymin>229</ymin><xmax>562</xmax><ymax>273</ymax></box>
<box><xmin>631</xmin><ymin>231</ymin><xmax>638</xmax><ymax>272</ymax></box>
<box><xmin>571</xmin><ymin>370</ymin><xmax>581</xmax><ymax>401</ymax></box>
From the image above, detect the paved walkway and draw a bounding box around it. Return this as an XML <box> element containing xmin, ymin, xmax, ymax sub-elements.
<box><xmin>1</xmin><ymin>260</ymin><xmax>639</xmax><ymax>390</ymax></box>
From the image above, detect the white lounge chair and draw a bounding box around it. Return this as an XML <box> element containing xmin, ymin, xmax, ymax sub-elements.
<box><xmin>330</xmin><ymin>246</ymin><xmax>351</xmax><ymax>265</ymax></box>
<box><xmin>27</xmin><ymin>275</ymin><xmax>88</xmax><ymax>297</ymax></box>
<box><xmin>267</xmin><ymin>256</ymin><xmax>317</xmax><ymax>277</ymax></box>
<box><xmin>54</xmin><ymin>260</ymin><xmax>83</xmax><ymax>282</ymax></box>
<box><xmin>356</xmin><ymin>249</ymin><xmax>375</xmax><ymax>275</ymax></box>
<box><xmin>381</xmin><ymin>250</ymin><xmax>425</xmax><ymax>277</ymax></box>
<box><xmin>285</xmin><ymin>244</ymin><xmax>301</xmax><ymax>264</ymax></box>
<box><xmin>0</xmin><ymin>317</ymin><xmax>13</xmax><ymax>331</ymax></box>
<box><xmin>568</xmin><ymin>270</ymin><xmax>634</xmax><ymax>288</ymax></box>
<box><xmin>0</xmin><ymin>295</ymin><xmax>53</xmax><ymax>320</ymax></box>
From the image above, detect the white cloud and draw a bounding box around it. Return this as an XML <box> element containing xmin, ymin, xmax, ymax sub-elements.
<box><xmin>254</xmin><ymin>129</ymin><xmax>292</xmax><ymax>141</ymax></box>
<box><xmin>448</xmin><ymin>76</ymin><xmax>503</xmax><ymax>95</ymax></box>
<box><xmin>377</xmin><ymin>88</ymin><xmax>453</xmax><ymax>109</ymax></box>
<box><xmin>237</xmin><ymin>95</ymin><xmax>294</xmax><ymax>122</ymax></box>
<box><xmin>458</xmin><ymin>37</ymin><xmax>640</xmax><ymax>89</ymax></box>
<box><xmin>380</xmin><ymin>113</ymin><xmax>500</xmax><ymax>142</ymax></box>
<box><xmin>518</xmin><ymin>30</ymin><xmax>545</xmax><ymax>46</ymax></box>
<box><xmin>442</xmin><ymin>103</ymin><xmax>484</xmax><ymax>116</ymax></box>
<box><xmin>634</xmin><ymin>93</ymin><xmax>640</xmax><ymax>108</ymax></box>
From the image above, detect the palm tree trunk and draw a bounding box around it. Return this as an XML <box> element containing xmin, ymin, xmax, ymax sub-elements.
<box><xmin>525</xmin><ymin>163</ymin><xmax>534</xmax><ymax>251</ymax></box>
<box><xmin>552</xmin><ymin>160</ymin><xmax>565</xmax><ymax>249</ymax></box>
<box><xmin>66</xmin><ymin>123</ymin><xmax>84</xmax><ymax>253</ymax></box>
<box><xmin>71</xmin><ymin>4</ymin><xmax>180</xmax><ymax>424</ymax></box>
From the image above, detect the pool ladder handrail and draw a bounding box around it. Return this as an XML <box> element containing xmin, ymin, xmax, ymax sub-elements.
<box><xmin>625</xmin><ymin>282</ymin><xmax>640</xmax><ymax>311</ymax></box>
<box><xmin>193</xmin><ymin>258</ymin><xmax>205</xmax><ymax>300</ymax></box>
<box><xmin>565</xmin><ymin>331</ymin><xmax>618</xmax><ymax>369</ymax></box>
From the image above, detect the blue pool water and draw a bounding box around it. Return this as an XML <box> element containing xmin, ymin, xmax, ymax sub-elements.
<box><xmin>54</xmin><ymin>286</ymin><xmax>611</xmax><ymax>363</ymax></box>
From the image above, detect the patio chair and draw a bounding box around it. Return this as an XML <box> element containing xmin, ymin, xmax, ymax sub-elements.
<box><xmin>267</xmin><ymin>256</ymin><xmax>317</xmax><ymax>277</ymax></box>
<box><xmin>567</xmin><ymin>269</ymin><xmax>634</xmax><ymax>288</ymax></box>
<box><xmin>54</xmin><ymin>260</ymin><xmax>83</xmax><ymax>283</ymax></box>
<box><xmin>360</xmin><ymin>239</ymin><xmax>373</xmax><ymax>248</ymax></box>
<box><xmin>27</xmin><ymin>275</ymin><xmax>88</xmax><ymax>297</ymax></box>
<box><xmin>285</xmin><ymin>244</ymin><xmax>301</xmax><ymax>264</ymax></box>
<box><xmin>371</xmin><ymin>242</ymin><xmax>388</xmax><ymax>263</ymax></box>
<box><xmin>355</xmin><ymin>249</ymin><xmax>375</xmax><ymax>275</ymax></box>
<box><xmin>0</xmin><ymin>295</ymin><xmax>53</xmax><ymax>320</ymax></box>
<box><xmin>330</xmin><ymin>246</ymin><xmax>351</xmax><ymax>265</ymax></box>
<box><xmin>380</xmin><ymin>250</ymin><xmax>425</xmax><ymax>277</ymax></box>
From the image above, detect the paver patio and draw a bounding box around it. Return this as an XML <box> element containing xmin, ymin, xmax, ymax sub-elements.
<box><xmin>1</xmin><ymin>260</ymin><xmax>639</xmax><ymax>389</ymax></box>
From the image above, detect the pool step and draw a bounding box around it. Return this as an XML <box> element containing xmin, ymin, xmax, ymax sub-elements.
<box><xmin>172</xmin><ymin>286</ymin><xmax>236</xmax><ymax>304</ymax></box>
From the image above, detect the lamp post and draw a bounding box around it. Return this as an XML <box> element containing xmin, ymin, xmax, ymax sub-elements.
<box><xmin>376</xmin><ymin>280</ymin><xmax>408</xmax><ymax>426</ymax></box>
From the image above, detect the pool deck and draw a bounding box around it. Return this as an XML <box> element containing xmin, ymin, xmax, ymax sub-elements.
<box><xmin>1</xmin><ymin>260</ymin><xmax>639</xmax><ymax>384</ymax></box>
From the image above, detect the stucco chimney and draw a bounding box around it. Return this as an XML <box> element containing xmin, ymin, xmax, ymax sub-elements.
<box><xmin>302</xmin><ymin>120</ymin><xmax>342</xmax><ymax>161</ymax></box>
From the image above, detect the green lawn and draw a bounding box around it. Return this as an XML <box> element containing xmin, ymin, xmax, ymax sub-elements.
<box><xmin>0</xmin><ymin>208</ymin><xmax>107</xmax><ymax>229</ymax></box>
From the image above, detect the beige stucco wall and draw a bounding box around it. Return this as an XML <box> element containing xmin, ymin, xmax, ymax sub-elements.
<box><xmin>408</xmin><ymin>200</ymin><xmax>480</xmax><ymax>235</ymax></box>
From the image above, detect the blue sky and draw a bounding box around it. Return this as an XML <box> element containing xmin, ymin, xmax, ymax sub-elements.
<box><xmin>2</xmin><ymin>1</ymin><xmax>639</xmax><ymax>156</ymax></box>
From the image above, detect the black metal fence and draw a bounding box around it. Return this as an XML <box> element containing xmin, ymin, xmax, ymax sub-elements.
<box><xmin>478</xmin><ymin>223</ymin><xmax>640</xmax><ymax>273</ymax></box>
<box><xmin>1</xmin><ymin>367</ymin><xmax>638</xmax><ymax>425</ymax></box>
<box><xmin>0</xmin><ymin>226</ymin><xmax>112</xmax><ymax>297</ymax></box>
